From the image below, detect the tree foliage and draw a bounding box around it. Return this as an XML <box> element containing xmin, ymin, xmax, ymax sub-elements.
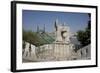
<box><xmin>76</xmin><ymin>13</ymin><xmax>91</xmax><ymax>47</ymax></box>
<box><xmin>23</xmin><ymin>30</ymin><xmax>41</xmax><ymax>47</ymax></box>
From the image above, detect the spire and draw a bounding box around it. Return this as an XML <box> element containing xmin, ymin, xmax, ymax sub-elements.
<box><xmin>63</xmin><ymin>22</ymin><xmax>66</xmax><ymax>26</ymax></box>
<box><xmin>54</xmin><ymin>19</ymin><xmax>58</xmax><ymax>31</ymax></box>
<box><xmin>32</xmin><ymin>24</ymin><xmax>34</xmax><ymax>32</ymax></box>
<box><xmin>55</xmin><ymin>19</ymin><xmax>58</xmax><ymax>25</ymax></box>
<box><xmin>37</xmin><ymin>25</ymin><xmax>39</xmax><ymax>33</ymax></box>
<box><xmin>43</xmin><ymin>24</ymin><xmax>45</xmax><ymax>33</ymax></box>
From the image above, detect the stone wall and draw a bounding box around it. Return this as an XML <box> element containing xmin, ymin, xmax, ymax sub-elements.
<box><xmin>22</xmin><ymin>42</ymin><xmax>37</xmax><ymax>62</ymax></box>
<box><xmin>77</xmin><ymin>44</ymin><xmax>91</xmax><ymax>60</ymax></box>
<box><xmin>22</xmin><ymin>42</ymin><xmax>91</xmax><ymax>62</ymax></box>
<box><xmin>22</xmin><ymin>42</ymin><xmax>75</xmax><ymax>62</ymax></box>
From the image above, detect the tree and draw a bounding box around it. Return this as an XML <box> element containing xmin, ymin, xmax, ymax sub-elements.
<box><xmin>76</xmin><ymin>13</ymin><xmax>91</xmax><ymax>47</ymax></box>
<box><xmin>77</xmin><ymin>30</ymin><xmax>89</xmax><ymax>46</ymax></box>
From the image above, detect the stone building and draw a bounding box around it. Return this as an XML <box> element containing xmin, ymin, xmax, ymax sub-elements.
<box><xmin>22</xmin><ymin>19</ymin><xmax>91</xmax><ymax>62</ymax></box>
<box><xmin>52</xmin><ymin>19</ymin><xmax>74</xmax><ymax>60</ymax></box>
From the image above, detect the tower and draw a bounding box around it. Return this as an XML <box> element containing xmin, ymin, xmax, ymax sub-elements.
<box><xmin>54</xmin><ymin>19</ymin><xmax>70</xmax><ymax>43</ymax></box>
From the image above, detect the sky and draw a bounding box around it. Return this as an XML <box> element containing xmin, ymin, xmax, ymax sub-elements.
<box><xmin>22</xmin><ymin>10</ymin><xmax>89</xmax><ymax>33</ymax></box>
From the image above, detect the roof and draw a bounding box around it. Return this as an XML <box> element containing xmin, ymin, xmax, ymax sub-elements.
<box><xmin>32</xmin><ymin>32</ymin><xmax>55</xmax><ymax>46</ymax></box>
